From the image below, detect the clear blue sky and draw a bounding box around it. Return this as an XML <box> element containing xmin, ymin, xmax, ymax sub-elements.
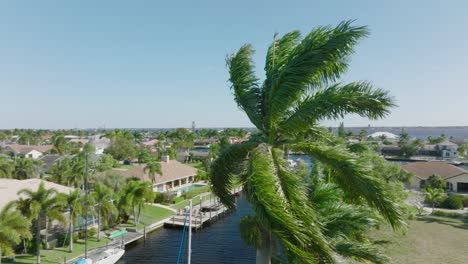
<box><xmin>1</xmin><ymin>0</ymin><xmax>467</xmax><ymax>129</ymax></box>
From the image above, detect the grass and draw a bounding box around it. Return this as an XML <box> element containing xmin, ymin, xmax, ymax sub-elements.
<box><xmin>118</xmin><ymin>164</ymin><xmax>134</xmax><ymax>169</ymax></box>
<box><xmin>10</xmin><ymin>206</ymin><xmax>174</xmax><ymax>264</ymax></box>
<box><xmin>171</xmin><ymin>193</ymin><xmax>215</xmax><ymax>210</ymax></box>
<box><xmin>140</xmin><ymin>204</ymin><xmax>174</xmax><ymax>223</ymax></box>
<box><xmin>358</xmin><ymin>216</ymin><xmax>468</xmax><ymax>264</ymax></box>
<box><xmin>186</xmin><ymin>161</ymin><xmax>204</xmax><ymax>170</ymax></box>
<box><xmin>12</xmin><ymin>237</ymin><xmax>109</xmax><ymax>264</ymax></box>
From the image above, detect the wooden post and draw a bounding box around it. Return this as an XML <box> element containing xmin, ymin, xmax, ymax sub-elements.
<box><xmin>144</xmin><ymin>226</ymin><xmax>147</xmax><ymax>242</ymax></box>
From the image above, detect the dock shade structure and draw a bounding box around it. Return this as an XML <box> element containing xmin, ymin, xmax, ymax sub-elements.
<box><xmin>402</xmin><ymin>161</ymin><xmax>468</xmax><ymax>192</ymax></box>
<box><xmin>111</xmin><ymin>157</ymin><xmax>198</xmax><ymax>192</ymax></box>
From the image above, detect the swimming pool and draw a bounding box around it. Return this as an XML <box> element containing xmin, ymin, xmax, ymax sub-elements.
<box><xmin>175</xmin><ymin>183</ymin><xmax>205</xmax><ymax>193</ymax></box>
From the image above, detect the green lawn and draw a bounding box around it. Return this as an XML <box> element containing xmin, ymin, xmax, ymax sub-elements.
<box><xmin>10</xmin><ymin>206</ymin><xmax>174</xmax><ymax>264</ymax></box>
<box><xmin>186</xmin><ymin>161</ymin><xmax>204</xmax><ymax>170</ymax></box>
<box><xmin>118</xmin><ymin>164</ymin><xmax>134</xmax><ymax>169</ymax></box>
<box><xmin>359</xmin><ymin>216</ymin><xmax>468</xmax><ymax>264</ymax></box>
<box><xmin>140</xmin><ymin>204</ymin><xmax>174</xmax><ymax>223</ymax></box>
<box><xmin>12</xmin><ymin>238</ymin><xmax>110</xmax><ymax>264</ymax></box>
<box><xmin>171</xmin><ymin>193</ymin><xmax>215</xmax><ymax>210</ymax></box>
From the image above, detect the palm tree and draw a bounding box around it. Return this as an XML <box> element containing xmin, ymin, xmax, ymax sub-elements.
<box><xmin>123</xmin><ymin>181</ymin><xmax>155</xmax><ymax>226</ymax></box>
<box><xmin>63</xmin><ymin>190</ymin><xmax>83</xmax><ymax>252</ymax></box>
<box><xmin>0</xmin><ymin>158</ymin><xmax>14</xmax><ymax>178</ymax></box>
<box><xmin>17</xmin><ymin>182</ymin><xmax>66</xmax><ymax>264</ymax></box>
<box><xmin>0</xmin><ymin>203</ymin><xmax>31</xmax><ymax>263</ymax></box>
<box><xmin>91</xmin><ymin>183</ymin><xmax>117</xmax><ymax>241</ymax></box>
<box><xmin>425</xmin><ymin>188</ymin><xmax>444</xmax><ymax>213</ymax></box>
<box><xmin>211</xmin><ymin>21</ymin><xmax>403</xmax><ymax>263</ymax></box>
<box><xmin>144</xmin><ymin>158</ymin><xmax>162</xmax><ymax>184</ymax></box>
<box><xmin>14</xmin><ymin>158</ymin><xmax>40</xmax><ymax>179</ymax></box>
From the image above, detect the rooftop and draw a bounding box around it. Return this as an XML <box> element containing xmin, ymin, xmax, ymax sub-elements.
<box><xmin>401</xmin><ymin>161</ymin><xmax>468</xmax><ymax>180</ymax></box>
<box><xmin>112</xmin><ymin>160</ymin><xmax>197</xmax><ymax>184</ymax></box>
<box><xmin>0</xmin><ymin>179</ymin><xmax>74</xmax><ymax>210</ymax></box>
<box><xmin>5</xmin><ymin>144</ymin><xmax>54</xmax><ymax>154</ymax></box>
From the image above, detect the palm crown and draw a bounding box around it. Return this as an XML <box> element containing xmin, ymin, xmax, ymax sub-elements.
<box><xmin>211</xmin><ymin>20</ymin><xmax>402</xmax><ymax>263</ymax></box>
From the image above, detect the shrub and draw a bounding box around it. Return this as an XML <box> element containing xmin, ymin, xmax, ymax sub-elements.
<box><xmin>88</xmin><ymin>227</ymin><xmax>97</xmax><ymax>238</ymax></box>
<box><xmin>154</xmin><ymin>192</ymin><xmax>176</xmax><ymax>203</ymax></box>
<box><xmin>78</xmin><ymin>228</ymin><xmax>98</xmax><ymax>239</ymax></box>
<box><xmin>172</xmin><ymin>197</ymin><xmax>184</xmax><ymax>204</ymax></box>
<box><xmin>433</xmin><ymin>210</ymin><xmax>462</xmax><ymax>218</ymax></box>
<box><xmin>440</xmin><ymin>195</ymin><xmax>463</xmax><ymax>209</ymax></box>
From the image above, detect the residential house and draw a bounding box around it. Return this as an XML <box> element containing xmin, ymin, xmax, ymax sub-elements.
<box><xmin>112</xmin><ymin>156</ymin><xmax>198</xmax><ymax>193</ymax></box>
<box><xmin>381</xmin><ymin>140</ymin><xmax>459</xmax><ymax>159</ymax></box>
<box><xmin>402</xmin><ymin>161</ymin><xmax>468</xmax><ymax>192</ymax></box>
<box><xmin>5</xmin><ymin>144</ymin><xmax>53</xmax><ymax>159</ymax></box>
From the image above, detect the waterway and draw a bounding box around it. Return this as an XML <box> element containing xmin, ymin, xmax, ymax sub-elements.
<box><xmin>117</xmin><ymin>194</ymin><xmax>255</xmax><ymax>263</ymax></box>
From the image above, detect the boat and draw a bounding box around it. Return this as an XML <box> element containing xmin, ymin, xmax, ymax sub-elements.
<box><xmin>74</xmin><ymin>247</ymin><xmax>125</xmax><ymax>264</ymax></box>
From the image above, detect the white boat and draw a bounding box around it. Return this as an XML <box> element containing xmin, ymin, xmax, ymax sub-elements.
<box><xmin>75</xmin><ymin>248</ymin><xmax>125</xmax><ymax>264</ymax></box>
<box><xmin>92</xmin><ymin>248</ymin><xmax>125</xmax><ymax>264</ymax></box>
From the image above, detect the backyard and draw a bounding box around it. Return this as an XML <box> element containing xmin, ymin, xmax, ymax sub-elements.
<box><xmin>361</xmin><ymin>216</ymin><xmax>468</xmax><ymax>264</ymax></box>
<box><xmin>8</xmin><ymin>205</ymin><xmax>175</xmax><ymax>264</ymax></box>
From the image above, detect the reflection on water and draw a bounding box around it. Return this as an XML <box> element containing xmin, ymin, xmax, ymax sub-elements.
<box><xmin>117</xmin><ymin>194</ymin><xmax>255</xmax><ymax>264</ymax></box>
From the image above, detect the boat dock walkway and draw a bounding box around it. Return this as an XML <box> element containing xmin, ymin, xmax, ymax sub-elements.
<box><xmin>164</xmin><ymin>187</ymin><xmax>243</xmax><ymax>230</ymax></box>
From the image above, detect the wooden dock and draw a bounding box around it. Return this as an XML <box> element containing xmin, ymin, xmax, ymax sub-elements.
<box><xmin>164</xmin><ymin>198</ymin><xmax>230</xmax><ymax>230</ymax></box>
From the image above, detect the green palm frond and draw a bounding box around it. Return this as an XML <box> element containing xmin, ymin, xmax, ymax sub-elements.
<box><xmin>210</xmin><ymin>142</ymin><xmax>257</xmax><ymax>209</ymax></box>
<box><xmin>0</xmin><ymin>202</ymin><xmax>32</xmax><ymax>257</ymax></box>
<box><xmin>281</xmin><ymin>82</ymin><xmax>395</xmax><ymax>133</ymax></box>
<box><xmin>244</xmin><ymin>144</ymin><xmax>331</xmax><ymax>263</ymax></box>
<box><xmin>226</xmin><ymin>45</ymin><xmax>264</xmax><ymax>130</ymax></box>
<box><xmin>268</xmin><ymin>20</ymin><xmax>369</xmax><ymax>123</ymax></box>
<box><xmin>334</xmin><ymin>240</ymin><xmax>389</xmax><ymax>264</ymax></box>
<box><xmin>294</xmin><ymin>142</ymin><xmax>403</xmax><ymax>229</ymax></box>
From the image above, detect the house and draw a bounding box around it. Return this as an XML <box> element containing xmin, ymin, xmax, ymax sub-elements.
<box><xmin>0</xmin><ymin>178</ymin><xmax>74</xmax><ymax>210</ymax></box>
<box><xmin>381</xmin><ymin>141</ymin><xmax>459</xmax><ymax>159</ymax></box>
<box><xmin>402</xmin><ymin>161</ymin><xmax>468</xmax><ymax>192</ymax></box>
<box><xmin>88</xmin><ymin>134</ymin><xmax>111</xmax><ymax>155</ymax></box>
<box><xmin>194</xmin><ymin>138</ymin><xmax>219</xmax><ymax>147</ymax></box>
<box><xmin>5</xmin><ymin>144</ymin><xmax>54</xmax><ymax>159</ymax></box>
<box><xmin>112</xmin><ymin>156</ymin><xmax>198</xmax><ymax>193</ymax></box>
<box><xmin>39</xmin><ymin>154</ymin><xmax>65</xmax><ymax>172</ymax></box>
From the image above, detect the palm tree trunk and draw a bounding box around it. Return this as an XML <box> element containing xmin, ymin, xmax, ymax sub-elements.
<box><xmin>36</xmin><ymin>217</ymin><xmax>41</xmax><ymax>264</ymax></box>
<box><xmin>69</xmin><ymin>214</ymin><xmax>73</xmax><ymax>252</ymax></box>
<box><xmin>256</xmin><ymin>246</ymin><xmax>271</xmax><ymax>264</ymax></box>
<box><xmin>44</xmin><ymin>216</ymin><xmax>48</xmax><ymax>250</ymax></box>
<box><xmin>1</xmin><ymin>245</ymin><xmax>2</xmax><ymax>264</ymax></box>
<box><xmin>132</xmin><ymin>203</ymin><xmax>137</xmax><ymax>227</ymax></box>
<box><xmin>97</xmin><ymin>207</ymin><xmax>101</xmax><ymax>241</ymax></box>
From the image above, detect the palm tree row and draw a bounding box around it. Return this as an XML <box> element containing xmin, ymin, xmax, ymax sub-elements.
<box><xmin>211</xmin><ymin>20</ymin><xmax>404</xmax><ymax>263</ymax></box>
<box><xmin>0</xmin><ymin>177</ymin><xmax>155</xmax><ymax>263</ymax></box>
<box><xmin>0</xmin><ymin>157</ymin><xmax>42</xmax><ymax>180</ymax></box>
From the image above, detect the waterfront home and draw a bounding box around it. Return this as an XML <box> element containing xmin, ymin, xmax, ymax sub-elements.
<box><xmin>402</xmin><ymin>161</ymin><xmax>468</xmax><ymax>192</ymax></box>
<box><xmin>194</xmin><ymin>138</ymin><xmax>219</xmax><ymax>147</ymax></box>
<box><xmin>381</xmin><ymin>141</ymin><xmax>459</xmax><ymax>159</ymax></box>
<box><xmin>0</xmin><ymin>178</ymin><xmax>74</xmax><ymax>210</ymax></box>
<box><xmin>5</xmin><ymin>144</ymin><xmax>53</xmax><ymax>159</ymax></box>
<box><xmin>112</xmin><ymin>155</ymin><xmax>198</xmax><ymax>193</ymax></box>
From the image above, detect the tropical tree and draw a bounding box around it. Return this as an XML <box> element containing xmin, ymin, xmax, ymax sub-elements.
<box><xmin>62</xmin><ymin>190</ymin><xmax>83</xmax><ymax>252</ymax></box>
<box><xmin>48</xmin><ymin>157</ymin><xmax>73</xmax><ymax>185</ymax></box>
<box><xmin>0</xmin><ymin>203</ymin><xmax>31</xmax><ymax>263</ymax></box>
<box><xmin>14</xmin><ymin>158</ymin><xmax>41</xmax><ymax>180</ymax></box>
<box><xmin>17</xmin><ymin>182</ymin><xmax>66</xmax><ymax>264</ymax></box>
<box><xmin>91</xmin><ymin>183</ymin><xmax>117</xmax><ymax>241</ymax></box>
<box><xmin>425</xmin><ymin>188</ymin><xmax>444</xmax><ymax>213</ymax></box>
<box><xmin>211</xmin><ymin>21</ymin><xmax>403</xmax><ymax>263</ymax></box>
<box><xmin>122</xmin><ymin>181</ymin><xmax>155</xmax><ymax>226</ymax></box>
<box><xmin>144</xmin><ymin>158</ymin><xmax>162</xmax><ymax>183</ymax></box>
<box><xmin>0</xmin><ymin>158</ymin><xmax>14</xmax><ymax>178</ymax></box>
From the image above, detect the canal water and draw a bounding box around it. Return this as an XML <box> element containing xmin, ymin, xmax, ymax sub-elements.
<box><xmin>117</xmin><ymin>194</ymin><xmax>255</xmax><ymax>264</ymax></box>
